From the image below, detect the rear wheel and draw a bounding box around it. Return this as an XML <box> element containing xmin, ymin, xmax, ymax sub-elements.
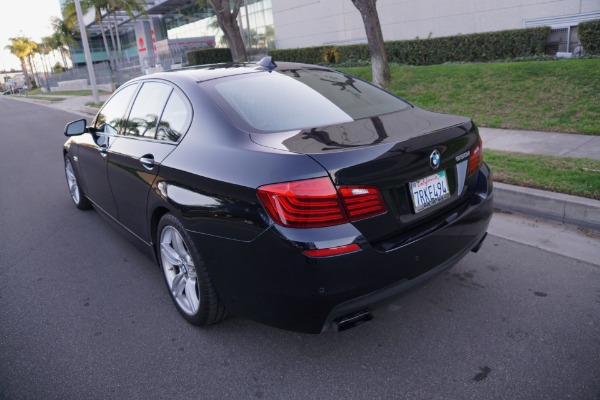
<box><xmin>157</xmin><ymin>214</ymin><xmax>227</xmax><ymax>326</ymax></box>
<box><xmin>64</xmin><ymin>156</ymin><xmax>91</xmax><ymax>210</ymax></box>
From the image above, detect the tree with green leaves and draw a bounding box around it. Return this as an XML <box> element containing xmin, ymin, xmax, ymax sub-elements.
<box><xmin>107</xmin><ymin>0</ymin><xmax>147</xmax><ymax>59</ymax></box>
<box><xmin>50</xmin><ymin>16</ymin><xmax>78</xmax><ymax>68</ymax></box>
<box><xmin>4</xmin><ymin>37</ymin><xmax>37</xmax><ymax>89</ymax></box>
<box><xmin>351</xmin><ymin>0</ymin><xmax>390</xmax><ymax>87</ymax></box>
<box><xmin>63</xmin><ymin>0</ymin><xmax>115</xmax><ymax>68</ymax></box>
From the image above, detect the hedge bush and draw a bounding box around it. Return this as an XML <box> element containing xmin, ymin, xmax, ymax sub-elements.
<box><xmin>268</xmin><ymin>26</ymin><xmax>550</xmax><ymax>66</ymax></box>
<box><xmin>269</xmin><ymin>46</ymin><xmax>330</xmax><ymax>64</ymax></box>
<box><xmin>579</xmin><ymin>19</ymin><xmax>600</xmax><ymax>55</ymax></box>
<box><xmin>187</xmin><ymin>48</ymin><xmax>233</xmax><ymax>66</ymax></box>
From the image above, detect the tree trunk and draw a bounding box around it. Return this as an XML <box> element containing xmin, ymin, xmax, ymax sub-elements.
<box><xmin>60</xmin><ymin>47</ymin><xmax>68</xmax><ymax>70</ymax></box>
<box><xmin>112</xmin><ymin>10</ymin><xmax>123</xmax><ymax>60</ymax></box>
<box><xmin>97</xmin><ymin>7</ymin><xmax>114</xmax><ymax>69</ymax></box>
<box><xmin>351</xmin><ymin>0</ymin><xmax>391</xmax><ymax>87</ymax></box>
<box><xmin>19</xmin><ymin>57</ymin><xmax>31</xmax><ymax>89</ymax></box>
<box><xmin>27</xmin><ymin>55</ymin><xmax>39</xmax><ymax>88</ymax></box>
<box><xmin>100</xmin><ymin>22</ymin><xmax>114</xmax><ymax>69</ymax></box>
<box><xmin>208</xmin><ymin>0</ymin><xmax>247</xmax><ymax>62</ymax></box>
<box><xmin>106</xmin><ymin>11</ymin><xmax>118</xmax><ymax>64</ymax></box>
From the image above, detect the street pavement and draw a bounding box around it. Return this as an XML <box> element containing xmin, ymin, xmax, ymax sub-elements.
<box><xmin>1</xmin><ymin>92</ymin><xmax>600</xmax><ymax>400</ymax></box>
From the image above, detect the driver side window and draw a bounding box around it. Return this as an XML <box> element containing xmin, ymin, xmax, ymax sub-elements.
<box><xmin>94</xmin><ymin>84</ymin><xmax>139</xmax><ymax>134</ymax></box>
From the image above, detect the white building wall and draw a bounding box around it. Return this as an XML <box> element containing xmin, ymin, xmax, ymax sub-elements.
<box><xmin>272</xmin><ymin>0</ymin><xmax>600</xmax><ymax>49</ymax></box>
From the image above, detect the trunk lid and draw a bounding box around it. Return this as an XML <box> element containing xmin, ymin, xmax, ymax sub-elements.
<box><xmin>250</xmin><ymin>107</ymin><xmax>482</xmax><ymax>245</ymax></box>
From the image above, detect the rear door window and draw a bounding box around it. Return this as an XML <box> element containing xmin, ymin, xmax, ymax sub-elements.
<box><xmin>155</xmin><ymin>91</ymin><xmax>191</xmax><ymax>142</ymax></box>
<box><xmin>123</xmin><ymin>82</ymin><xmax>173</xmax><ymax>138</ymax></box>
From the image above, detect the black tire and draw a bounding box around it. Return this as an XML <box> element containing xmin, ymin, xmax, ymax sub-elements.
<box><xmin>157</xmin><ymin>213</ymin><xmax>227</xmax><ymax>326</ymax></box>
<box><xmin>64</xmin><ymin>156</ymin><xmax>91</xmax><ymax>210</ymax></box>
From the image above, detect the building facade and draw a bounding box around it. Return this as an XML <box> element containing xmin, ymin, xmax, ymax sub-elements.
<box><xmin>272</xmin><ymin>0</ymin><xmax>600</xmax><ymax>52</ymax></box>
<box><xmin>67</xmin><ymin>0</ymin><xmax>599</xmax><ymax>67</ymax></box>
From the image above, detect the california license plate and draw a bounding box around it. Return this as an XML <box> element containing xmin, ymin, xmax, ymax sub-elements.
<box><xmin>410</xmin><ymin>170</ymin><xmax>451</xmax><ymax>213</ymax></box>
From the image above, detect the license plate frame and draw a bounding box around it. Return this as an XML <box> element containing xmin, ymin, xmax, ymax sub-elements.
<box><xmin>410</xmin><ymin>170</ymin><xmax>451</xmax><ymax>213</ymax></box>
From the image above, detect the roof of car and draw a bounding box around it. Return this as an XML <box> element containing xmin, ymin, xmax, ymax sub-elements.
<box><xmin>141</xmin><ymin>60</ymin><xmax>334</xmax><ymax>84</ymax></box>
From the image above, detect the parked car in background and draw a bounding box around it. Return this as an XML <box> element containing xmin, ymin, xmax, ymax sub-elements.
<box><xmin>62</xmin><ymin>58</ymin><xmax>493</xmax><ymax>333</ymax></box>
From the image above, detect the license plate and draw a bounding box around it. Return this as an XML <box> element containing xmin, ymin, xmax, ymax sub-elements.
<box><xmin>410</xmin><ymin>170</ymin><xmax>451</xmax><ymax>213</ymax></box>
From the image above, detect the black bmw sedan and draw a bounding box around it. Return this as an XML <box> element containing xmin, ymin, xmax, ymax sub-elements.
<box><xmin>63</xmin><ymin>58</ymin><xmax>493</xmax><ymax>333</ymax></box>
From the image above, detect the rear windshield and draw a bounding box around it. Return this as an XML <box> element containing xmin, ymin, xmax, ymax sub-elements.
<box><xmin>202</xmin><ymin>67</ymin><xmax>410</xmax><ymax>133</ymax></box>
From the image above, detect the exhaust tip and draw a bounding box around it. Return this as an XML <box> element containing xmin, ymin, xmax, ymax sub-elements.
<box><xmin>471</xmin><ymin>232</ymin><xmax>488</xmax><ymax>253</ymax></box>
<box><xmin>333</xmin><ymin>309</ymin><xmax>373</xmax><ymax>332</ymax></box>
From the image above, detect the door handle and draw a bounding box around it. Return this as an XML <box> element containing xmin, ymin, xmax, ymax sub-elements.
<box><xmin>140</xmin><ymin>155</ymin><xmax>155</xmax><ymax>170</ymax></box>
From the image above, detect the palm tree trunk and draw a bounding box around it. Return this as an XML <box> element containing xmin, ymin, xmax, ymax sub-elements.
<box><xmin>105</xmin><ymin>10</ymin><xmax>118</xmax><ymax>65</ymax></box>
<box><xmin>112</xmin><ymin>10</ymin><xmax>123</xmax><ymax>60</ymax></box>
<box><xmin>19</xmin><ymin>57</ymin><xmax>31</xmax><ymax>89</ymax></box>
<box><xmin>60</xmin><ymin>47</ymin><xmax>68</xmax><ymax>70</ymax></box>
<box><xmin>100</xmin><ymin>22</ymin><xmax>114</xmax><ymax>69</ymax></box>
<box><xmin>27</xmin><ymin>55</ymin><xmax>38</xmax><ymax>88</ymax></box>
<box><xmin>96</xmin><ymin>6</ymin><xmax>114</xmax><ymax>69</ymax></box>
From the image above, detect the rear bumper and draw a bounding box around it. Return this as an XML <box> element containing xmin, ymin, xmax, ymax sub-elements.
<box><xmin>188</xmin><ymin>168</ymin><xmax>493</xmax><ymax>333</ymax></box>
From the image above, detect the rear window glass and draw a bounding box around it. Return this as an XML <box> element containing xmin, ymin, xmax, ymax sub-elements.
<box><xmin>204</xmin><ymin>68</ymin><xmax>409</xmax><ymax>133</ymax></box>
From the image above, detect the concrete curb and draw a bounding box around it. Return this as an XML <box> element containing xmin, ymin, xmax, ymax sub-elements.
<box><xmin>81</xmin><ymin>106</ymin><xmax>100</xmax><ymax>116</ymax></box>
<box><xmin>494</xmin><ymin>182</ymin><xmax>600</xmax><ymax>231</ymax></box>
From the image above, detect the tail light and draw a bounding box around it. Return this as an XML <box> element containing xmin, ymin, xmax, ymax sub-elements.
<box><xmin>467</xmin><ymin>136</ymin><xmax>483</xmax><ymax>177</ymax></box>
<box><xmin>338</xmin><ymin>186</ymin><xmax>386</xmax><ymax>221</ymax></box>
<box><xmin>257</xmin><ymin>177</ymin><xmax>386</xmax><ymax>229</ymax></box>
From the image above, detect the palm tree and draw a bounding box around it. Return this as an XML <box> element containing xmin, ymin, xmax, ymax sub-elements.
<box><xmin>50</xmin><ymin>16</ymin><xmax>78</xmax><ymax>68</ymax></box>
<box><xmin>26</xmin><ymin>41</ymin><xmax>40</xmax><ymax>87</ymax></box>
<box><xmin>4</xmin><ymin>37</ymin><xmax>37</xmax><ymax>89</ymax></box>
<box><xmin>39</xmin><ymin>37</ymin><xmax>60</xmax><ymax>89</ymax></box>
<box><xmin>107</xmin><ymin>0</ymin><xmax>147</xmax><ymax>60</ymax></box>
<box><xmin>63</xmin><ymin>0</ymin><xmax>115</xmax><ymax>68</ymax></box>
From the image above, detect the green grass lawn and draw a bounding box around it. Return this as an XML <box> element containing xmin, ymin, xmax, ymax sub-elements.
<box><xmin>341</xmin><ymin>58</ymin><xmax>600</xmax><ymax>135</ymax></box>
<box><xmin>485</xmin><ymin>150</ymin><xmax>600</xmax><ymax>200</ymax></box>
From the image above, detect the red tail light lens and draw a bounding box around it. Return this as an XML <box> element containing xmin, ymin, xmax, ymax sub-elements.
<box><xmin>258</xmin><ymin>178</ymin><xmax>387</xmax><ymax>228</ymax></box>
<box><xmin>337</xmin><ymin>186</ymin><xmax>386</xmax><ymax>221</ymax></box>
<box><xmin>468</xmin><ymin>137</ymin><xmax>483</xmax><ymax>177</ymax></box>
<box><xmin>257</xmin><ymin>177</ymin><xmax>348</xmax><ymax>228</ymax></box>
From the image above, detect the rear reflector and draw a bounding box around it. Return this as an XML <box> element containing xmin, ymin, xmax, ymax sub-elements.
<box><xmin>258</xmin><ymin>177</ymin><xmax>387</xmax><ymax>229</ymax></box>
<box><xmin>468</xmin><ymin>136</ymin><xmax>483</xmax><ymax>177</ymax></box>
<box><xmin>303</xmin><ymin>244</ymin><xmax>361</xmax><ymax>257</ymax></box>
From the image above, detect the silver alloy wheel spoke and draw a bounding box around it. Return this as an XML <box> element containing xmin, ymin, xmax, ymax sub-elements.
<box><xmin>65</xmin><ymin>160</ymin><xmax>80</xmax><ymax>204</ymax></box>
<box><xmin>185</xmin><ymin>279</ymin><xmax>199</xmax><ymax>314</ymax></box>
<box><xmin>160</xmin><ymin>225</ymin><xmax>201</xmax><ymax>316</ymax></box>
<box><xmin>160</xmin><ymin>242</ymin><xmax>181</xmax><ymax>266</ymax></box>
<box><xmin>172</xmin><ymin>272</ymin><xmax>186</xmax><ymax>297</ymax></box>
<box><xmin>172</xmin><ymin>231</ymin><xmax>187</xmax><ymax>260</ymax></box>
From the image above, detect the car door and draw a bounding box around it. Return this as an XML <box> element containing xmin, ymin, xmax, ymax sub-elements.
<box><xmin>107</xmin><ymin>81</ymin><xmax>192</xmax><ymax>242</ymax></box>
<box><xmin>77</xmin><ymin>83</ymin><xmax>139</xmax><ymax>217</ymax></box>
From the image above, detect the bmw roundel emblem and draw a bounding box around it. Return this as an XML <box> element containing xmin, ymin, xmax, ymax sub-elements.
<box><xmin>430</xmin><ymin>149</ymin><xmax>441</xmax><ymax>170</ymax></box>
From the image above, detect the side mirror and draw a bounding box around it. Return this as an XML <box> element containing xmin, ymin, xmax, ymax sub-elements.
<box><xmin>64</xmin><ymin>119</ymin><xmax>87</xmax><ymax>136</ymax></box>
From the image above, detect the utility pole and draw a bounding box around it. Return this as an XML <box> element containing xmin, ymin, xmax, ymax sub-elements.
<box><xmin>74</xmin><ymin>0</ymin><xmax>100</xmax><ymax>103</ymax></box>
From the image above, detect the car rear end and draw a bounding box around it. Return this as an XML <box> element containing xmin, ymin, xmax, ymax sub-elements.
<box><xmin>193</xmin><ymin>63</ymin><xmax>493</xmax><ymax>333</ymax></box>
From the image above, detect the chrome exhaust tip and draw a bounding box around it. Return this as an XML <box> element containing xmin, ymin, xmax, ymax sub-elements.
<box><xmin>333</xmin><ymin>309</ymin><xmax>373</xmax><ymax>332</ymax></box>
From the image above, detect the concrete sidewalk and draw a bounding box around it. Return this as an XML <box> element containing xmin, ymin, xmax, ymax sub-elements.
<box><xmin>480</xmin><ymin>127</ymin><xmax>600</xmax><ymax>160</ymax></box>
<box><xmin>6</xmin><ymin>93</ymin><xmax>600</xmax><ymax>230</ymax></box>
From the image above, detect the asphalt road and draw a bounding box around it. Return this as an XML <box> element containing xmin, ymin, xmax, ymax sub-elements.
<box><xmin>1</xmin><ymin>97</ymin><xmax>599</xmax><ymax>400</ymax></box>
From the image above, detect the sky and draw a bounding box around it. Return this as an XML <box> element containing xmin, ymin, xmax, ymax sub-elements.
<box><xmin>1</xmin><ymin>0</ymin><xmax>63</xmax><ymax>71</ymax></box>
